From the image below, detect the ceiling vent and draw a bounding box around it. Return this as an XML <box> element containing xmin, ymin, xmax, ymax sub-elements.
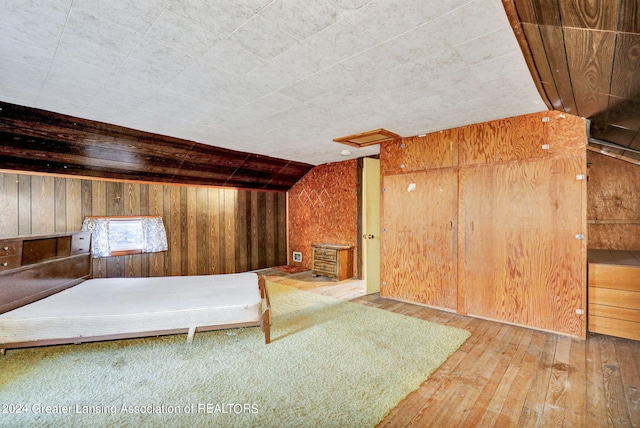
<box><xmin>333</xmin><ymin>128</ymin><xmax>401</xmax><ymax>148</ymax></box>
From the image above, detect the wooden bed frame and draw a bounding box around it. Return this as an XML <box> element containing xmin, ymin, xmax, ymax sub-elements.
<box><xmin>0</xmin><ymin>231</ymin><xmax>272</xmax><ymax>352</ymax></box>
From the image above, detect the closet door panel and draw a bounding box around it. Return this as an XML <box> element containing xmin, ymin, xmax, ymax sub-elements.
<box><xmin>462</xmin><ymin>157</ymin><xmax>586</xmax><ymax>337</ymax></box>
<box><xmin>381</xmin><ymin>169</ymin><xmax>458</xmax><ymax>310</ymax></box>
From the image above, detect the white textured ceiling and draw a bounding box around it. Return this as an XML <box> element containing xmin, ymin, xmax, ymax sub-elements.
<box><xmin>0</xmin><ymin>0</ymin><xmax>546</xmax><ymax>165</ymax></box>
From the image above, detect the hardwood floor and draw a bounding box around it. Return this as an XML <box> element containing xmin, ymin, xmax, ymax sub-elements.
<box><xmin>261</xmin><ymin>269</ymin><xmax>640</xmax><ymax>428</ymax></box>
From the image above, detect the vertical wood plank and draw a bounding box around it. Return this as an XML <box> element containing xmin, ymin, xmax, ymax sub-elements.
<box><xmin>277</xmin><ymin>192</ymin><xmax>287</xmax><ymax>266</ymax></box>
<box><xmin>179</xmin><ymin>187</ymin><xmax>188</xmax><ymax>275</ymax></box>
<box><xmin>564</xmin><ymin>338</ymin><xmax>587</xmax><ymax>426</ymax></box>
<box><xmin>224</xmin><ymin>189</ymin><xmax>236</xmax><ymax>273</ymax></box>
<box><xmin>169</xmin><ymin>186</ymin><xmax>181</xmax><ymax>276</ymax></box>
<box><xmin>541</xmin><ymin>335</ymin><xmax>572</xmax><ymax>423</ymax></box>
<box><xmin>251</xmin><ymin>191</ymin><xmax>259</xmax><ymax>270</ymax></box>
<box><xmin>80</xmin><ymin>179</ymin><xmax>92</xmax><ymax>219</ymax></box>
<box><xmin>148</xmin><ymin>184</ymin><xmax>165</xmax><ymax>276</ymax></box>
<box><xmin>539</xmin><ymin>24</ymin><xmax>578</xmax><ymax>114</ymax></box>
<box><xmin>0</xmin><ymin>173</ymin><xmax>19</xmax><ymax>238</ymax></box>
<box><xmin>521</xmin><ymin>23</ymin><xmax>563</xmax><ymax>109</ymax></box>
<box><xmin>30</xmin><ymin>176</ymin><xmax>55</xmax><ymax>235</ymax></box>
<box><xmin>586</xmin><ymin>334</ymin><xmax>606</xmax><ymax>425</ymax></box>
<box><xmin>600</xmin><ymin>336</ymin><xmax>633</xmax><ymax>426</ymax></box>
<box><xmin>209</xmin><ymin>188</ymin><xmax>221</xmax><ymax>274</ymax></box>
<box><xmin>257</xmin><ymin>191</ymin><xmax>267</xmax><ymax>269</ymax></box>
<box><xmin>265</xmin><ymin>192</ymin><xmax>276</xmax><ymax>268</ymax></box>
<box><xmin>105</xmin><ymin>182</ymin><xmax>124</xmax><ymax>277</ymax></box>
<box><xmin>91</xmin><ymin>180</ymin><xmax>107</xmax><ymax>278</ymax></box>
<box><xmin>564</xmin><ymin>28</ymin><xmax>614</xmax><ymax>118</ymax></box>
<box><xmin>517</xmin><ymin>333</ymin><xmax>557</xmax><ymax>426</ymax></box>
<box><xmin>139</xmin><ymin>184</ymin><xmax>150</xmax><ymax>277</ymax></box>
<box><xmin>54</xmin><ymin>177</ymin><xmax>66</xmax><ymax>233</ymax></box>
<box><xmin>616</xmin><ymin>340</ymin><xmax>640</xmax><ymax>426</ymax></box>
<box><xmin>163</xmin><ymin>185</ymin><xmax>174</xmax><ymax>275</ymax></box>
<box><xmin>17</xmin><ymin>175</ymin><xmax>31</xmax><ymax>236</ymax></box>
<box><xmin>124</xmin><ymin>182</ymin><xmax>141</xmax><ymax>277</ymax></box>
<box><xmin>66</xmin><ymin>179</ymin><xmax>82</xmax><ymax>232</ymax></box>
<box><xmin>235</xmin><ymin>190</ymin><xmax>248</xmax><ymax>273</ymax></box>
<box><xmin>186</xmin><ymin>187</ymin><xmax>197</xmax><ymax>275</ymax></box>
<box><xmin>244</xmin><ymin>190</ymin><xmax>254</xmax><ymax>271</ymax></box>
<box><xmin>196</xmin><ymin>187</ymin><xmax>209</xmax><ymax>275</ymax></box>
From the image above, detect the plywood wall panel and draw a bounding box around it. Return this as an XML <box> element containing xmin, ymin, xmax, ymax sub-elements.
<box><xmin>0</xmin><ymin>171</ymin><xmax>287</xmax><ymax>278</ymax></box>
<box><xmin>380</xmin><ymin>129</ymin><xmax>458</xmax><ymax>175</ymax></box>
<box><xmin>587</xmin><ymin>151</ymin><xmax>640</xmax><ymax>250</ymax></box>
<box><xmin>459</xmin><ymin>112</ymin><xmax>548</xmax><ymax>165</ymax></box>
<box><xmin>381</xmin><ymin>169</ymin><xmax>458</xmax><ymax>310</ymax></box>
<box><xmin>287</xmin><ymin>160</ymin><xmax>358</xmax><ymax>276</ymax></box>
<box><xmin>546</xmin><ymin>112</ymin><xmax>587</xmax><ymax>157</ymax></box>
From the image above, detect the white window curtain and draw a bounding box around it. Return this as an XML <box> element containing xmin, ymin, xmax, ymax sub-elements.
<box><xmin>141</xmin><ymin>217</ymin><xmax>168</xmax><ymax>253</ymax></box>
<box><xmin>81</xmin><ymin>216</ymin><xmax>168</xmax><ymax>258</ymax></box>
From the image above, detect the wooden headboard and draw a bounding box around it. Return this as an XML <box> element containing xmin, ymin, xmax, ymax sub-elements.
<box><xmin>0</xmin><ymin>231</ymin><xmax>91</xmax><ymax>314</ymax></box>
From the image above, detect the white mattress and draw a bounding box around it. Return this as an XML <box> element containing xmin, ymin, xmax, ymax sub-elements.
<box><xmin>0</xmin><ymin>272</ymin><xmax>262</xmax><ymax>344</ymax></box>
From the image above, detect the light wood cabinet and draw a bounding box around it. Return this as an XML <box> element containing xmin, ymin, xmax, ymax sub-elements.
<box><xmin>588</xmin><ymin>250</ymin><xmax>640</xmax><ymax>341</ymax></box>
<box><xmin>312</xmin><ymin>244</ymin><xmax>353</xmax><ymax>281</ymax></box>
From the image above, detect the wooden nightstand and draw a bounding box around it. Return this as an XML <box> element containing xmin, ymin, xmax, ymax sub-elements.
<box><xmin>311</xmin><ymin>244</ymin><xmax>353</xmax><ymax>281</ymax></box>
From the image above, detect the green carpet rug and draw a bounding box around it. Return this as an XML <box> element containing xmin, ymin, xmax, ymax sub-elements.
<box><xmin>0</xmin><ymin>282</ymin><xmax>469</xmax><ymax>427</ymax></box>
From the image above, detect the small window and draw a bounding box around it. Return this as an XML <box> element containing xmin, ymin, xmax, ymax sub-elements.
<box><xmin>81</xmin><ymin>216</ymin><xmax>168</xmax><ymax>258</ymax></box>
<box><xmin>108</xmin><ymin>219</ymin><xmax>144</xmax><ymax>255</ymax></box>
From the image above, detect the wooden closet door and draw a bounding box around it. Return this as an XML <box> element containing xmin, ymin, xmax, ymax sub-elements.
<box><xmin>461</xmin><ymin>157</ymin><xmax>586</xmax><ymax>338</ymax></box>
<box><xmin>381</xmin><ymin>168</ymin><xmax>457</xmax><ymax>310</ymax></box>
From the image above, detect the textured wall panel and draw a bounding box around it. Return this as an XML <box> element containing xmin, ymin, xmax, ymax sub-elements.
<box><xmin>288</xmin><ymin>160</ymin><xmax>358</xmax><ymax>277</ymax></box>
<box><xmin>587</xmin><ymin>151</ymin><xmax>640</xmax><ymax>250</ymax></box>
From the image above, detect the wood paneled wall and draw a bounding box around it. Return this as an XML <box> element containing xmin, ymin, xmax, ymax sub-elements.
<box><xmin>587</xmin><ymin>151</ymin><xmax>640</xmax><ymax>250</ymax></box>
<box><xmin>0</xmin><ymin>172</ymin><xmax>286</xmax><ymax>278</ymax></box>
<box><xmin>287</xmin><ymin>160</ymin><xmax>358</xmax><ymax>276</ymax></box>
<box><xmin>380</xmin><ymin>111</ymin><xmax>588</xmax><ymax>338</ymax></box>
